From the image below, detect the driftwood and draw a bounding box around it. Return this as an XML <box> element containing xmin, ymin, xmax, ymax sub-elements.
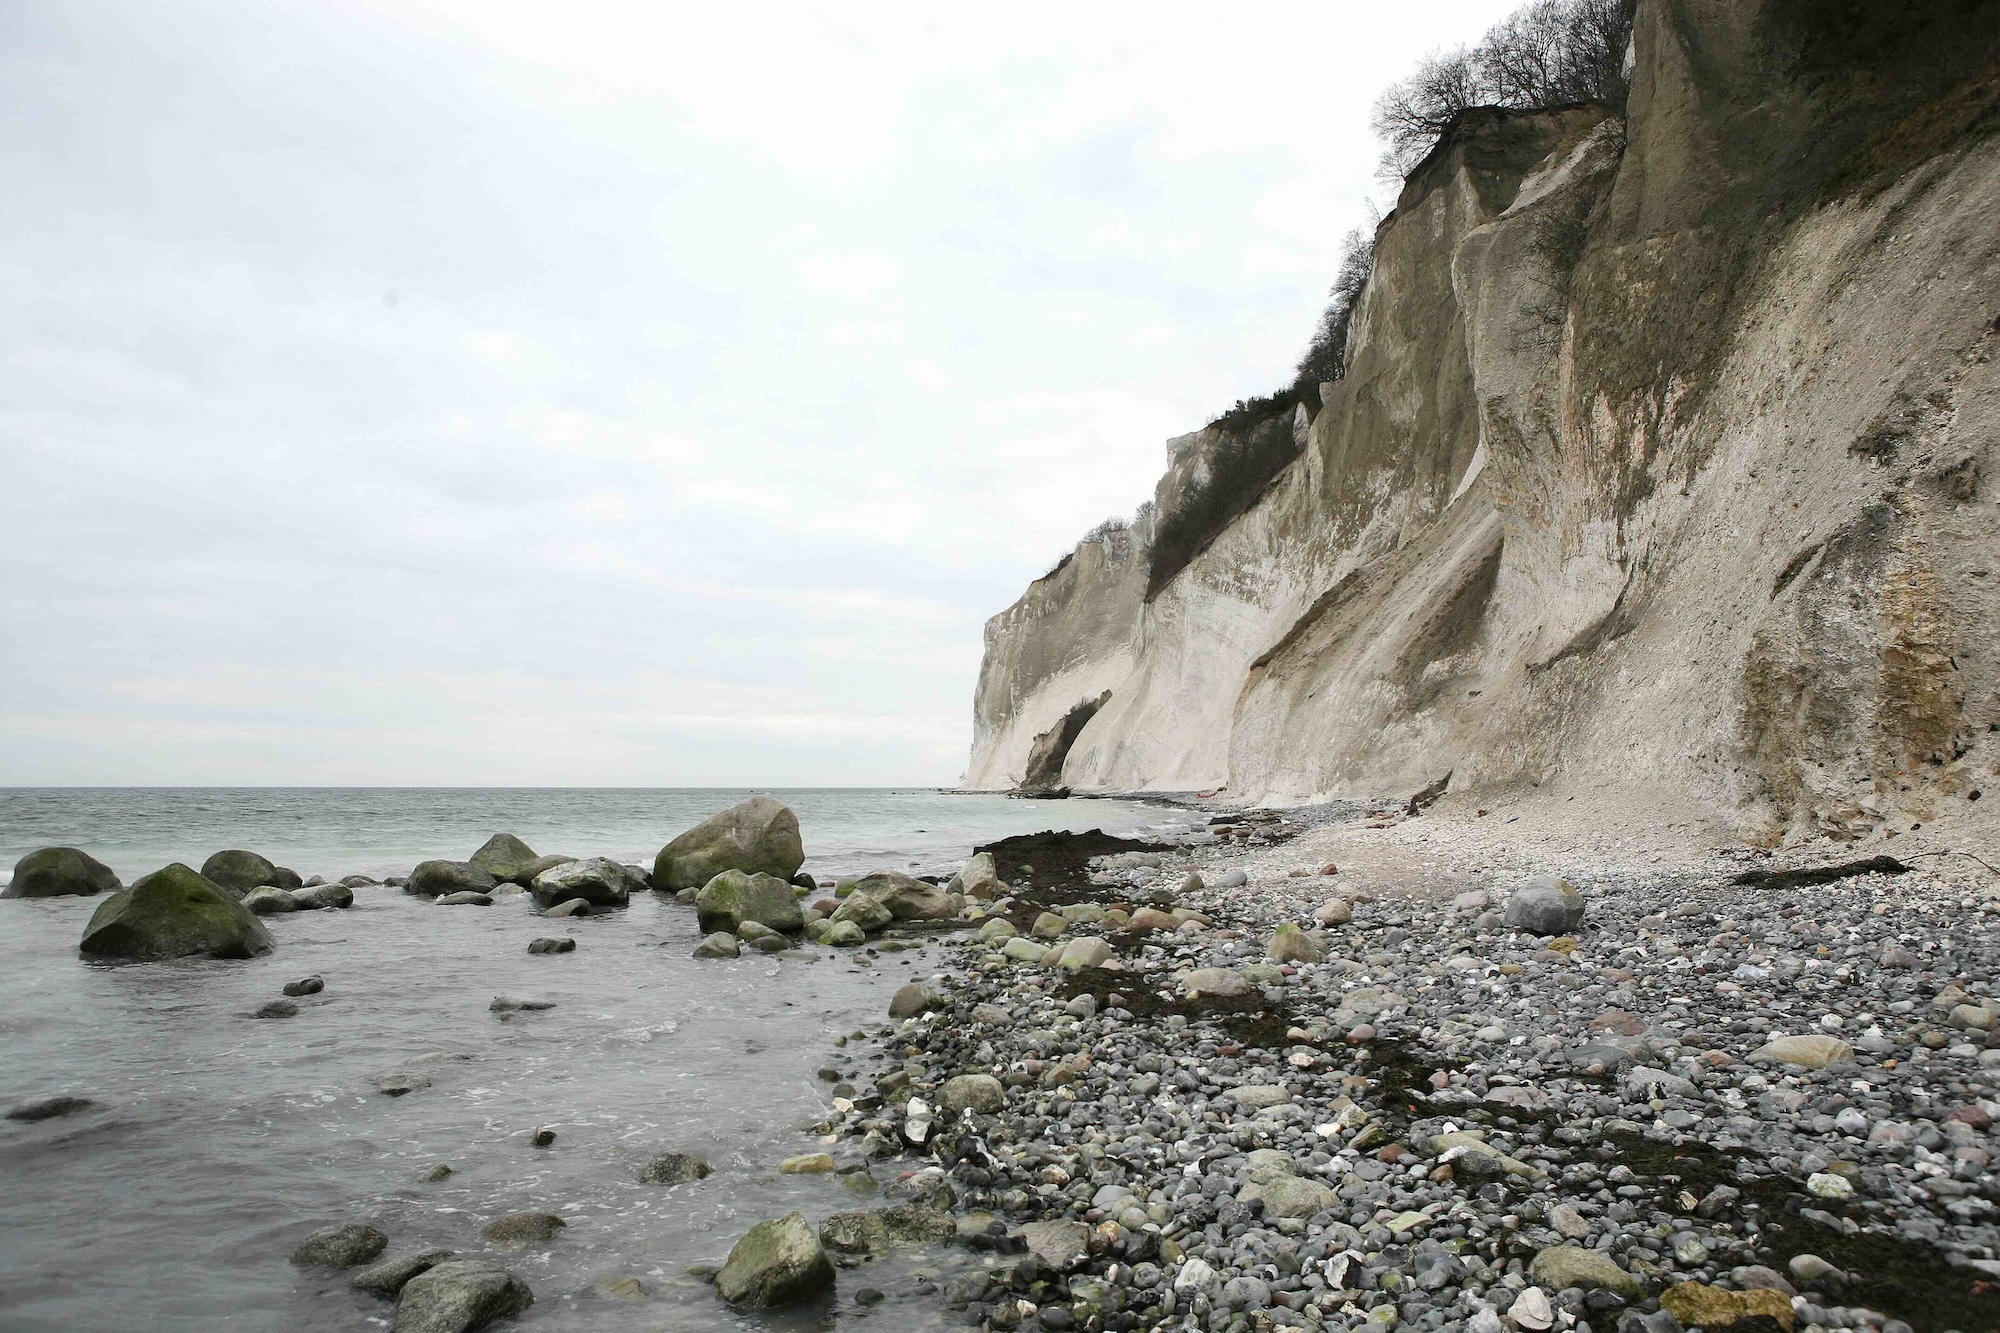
<box><xmin>1731</xmin><ymin>855</ymin><xmax>1910</xmax><ymax>890</ymax></box>
<box><xmin>1405</xmin><ymin>771</ymin><xmax>1452</xmax><ymax>817</ymax></box>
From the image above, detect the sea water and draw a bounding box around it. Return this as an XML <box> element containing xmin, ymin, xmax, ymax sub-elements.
<box><xmin>0</xmin><ymin>788</ymin><xmax>1188</xmax><ymax>1330</ymax></box>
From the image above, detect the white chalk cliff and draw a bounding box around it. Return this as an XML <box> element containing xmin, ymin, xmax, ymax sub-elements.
<box><xmin>967</xmin><ymin>0</ymin><xmax>2000</xmax><ymax>846</ymax></box>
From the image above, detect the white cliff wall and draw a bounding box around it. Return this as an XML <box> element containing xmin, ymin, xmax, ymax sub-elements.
<box><xmin>968</xmin><ymin>0</ymin><xmax>2000</xmax><ymax>846</ymax></box>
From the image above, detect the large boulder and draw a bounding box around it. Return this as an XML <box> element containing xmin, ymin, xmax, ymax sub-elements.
<box><xmin>851</xmin><ymin>870</ymin><xmax>953</xmax><ymax>921</ymax></box>
<box><xmin>200</xmin><ymin>849</ymin><xmax>280</xmax><ymax>895</ymax></box>
<box><xmin>79</xmin><ymin>864</ymin><xmax>274</xmax><ymax>961</ymax></box>
<box><xmin>393</xmin><ymin>1258</ymin><xmax>533</xmax><ymax>1332</ymax></box>
<box><xmin>405</xmin><ymin>861</ymin><xmax>497</xmax><ymax>899</ymax></box>
<box><xmin>653</xmin><ymin>797</ymin><xmax>804</xmax><ymax>892</ymax></box>
<box><xmin>468</xmin><ymin>834</ymin><xmax>542</xmax><ymax>884</ymax></box>
<box><xmin>715</xmin><ymin>1212</ymin><xmax>835</xmax><ymax>1309</ymax></box>
<box><xmin>694</xmin><ymin>869</ymin><xmax>803</xmax><ymax>935</ymax></box>
<box><xmin>528</xmin><ymin>858</ymin><xmax>642</xmax><ymax>909</ymax></box>
<box><xmin>6</xmin><ymin>847</ymin><xmax>120</xmax><ymax>899</ymax></box>
<box><xmin>1503</xmin><ymin>877</ymin><xmax>1586</xmax><ymax>935</ymax></box>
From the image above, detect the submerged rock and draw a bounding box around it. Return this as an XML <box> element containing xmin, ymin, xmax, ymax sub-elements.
<box><xmin>392</xmin><ymin>1258</ymin><xmax>532</xmax><ymax>1333</ymax></box>
<box><xmin>79</xmin><ymin>864</ymin><xmax>274</xmax><ymax>962</ymax></box>
<box><xmin>290</xmin><ymin>1221</ymin><xmax>388</xmax><ymax>1268</ymax></box>
<box><xmin>715</xmin><ymin>1211</ymin><xmax>835</xmax><ymax>1308</ymax></box>
<box><xmin>5</xmin><ymin>847</ymin><xmax>120</xmax><ymax>899</ymax></box>
<box><xmin>6</xmin><ymin>1095</ymin><xmax>95</xmax><ymax>1122</ymax></box>
<box><xmin>653</xmin><ymin>796</ymin><xmax>805</xmax><ymax>891</ymax></box>
<box><xmin>525</xmin><ymin>937</ymin><xmax>575</xmax><ymax>955</ymax></box>
<box><xmin>694</xmin><ymin>869</ymin><xmax>803</xmax><ymax>934</ymax></box>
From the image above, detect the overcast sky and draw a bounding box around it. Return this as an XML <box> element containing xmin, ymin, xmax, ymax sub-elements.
<box><xmin>1</xmin><ymin>0</ymin><xmax>1522</xmax><ymax>786</ymax></box>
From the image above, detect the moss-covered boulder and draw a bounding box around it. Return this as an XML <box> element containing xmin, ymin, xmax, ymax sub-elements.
<box><xmin>694</xmin><ymin>869</ymin><xmax>803</xmax><ymax>935</ymax></box>
<box><xmin>850</xmin><ymin>870</ymin><xmax>954</xmax><ymax>921</ymax></box>
<box><xmin>200</xmin><ymin>849</ymin><xmax>280</xmax><ymax>895</ymax></box>
<box><xmin>6</xmin><ymin>847</ymin><xmax>120</xmax><ymax>899</ymax></box>
<box><xmin>405</xmin><ymin>860</ymin><xmax>497</xmax><ymax>899</ymax></box>
<box><xmin>528</xmin><ymin>857</ymin><xmax>641</xmax><ymax>909</ymax></box>
<box><xmin>469</xmin><ymin>833</ymin><xmax>542</xmax><ymax>884</ymax></box>
<box><xmin>653</xmin><ymin>797</ymin><xmax>804</xmax><ymax>892</ymax></box>
<box><xmin>715</xmin><ymin>1211</ymin><xmax>834</xmax><ymax>1309</ymax></box>
<box><xmin>79</xmin><ymin>864</ymin><xmax>274</xmax><ymax>961</ymax></box>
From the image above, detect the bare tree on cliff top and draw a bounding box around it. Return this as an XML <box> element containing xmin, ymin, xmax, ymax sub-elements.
<box><xmin>1373</xmin><ymin>0</ymin><xmax>1635</xmax><ymax>179</ymax></box>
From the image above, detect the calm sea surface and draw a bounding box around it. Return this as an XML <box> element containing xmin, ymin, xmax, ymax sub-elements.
<box><xmin>0</xmin><ymin>788</ymin><xmax>1189</xmax><ymax>1331</ymax></box>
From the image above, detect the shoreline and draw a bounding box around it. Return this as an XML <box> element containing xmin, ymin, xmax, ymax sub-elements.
<box><xmin>820</xmin><ymin>802</ymin><xmax>2000</xmax><ymax>1333</ymax></box>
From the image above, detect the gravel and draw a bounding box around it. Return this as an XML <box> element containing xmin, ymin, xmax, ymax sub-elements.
<box><xmin>810</xmin><ymin>806</ymin><xmax>2000</xmax><ymax>1333</ymax></box>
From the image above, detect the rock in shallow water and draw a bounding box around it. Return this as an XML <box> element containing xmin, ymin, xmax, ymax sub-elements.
<box><xmin>244</xmin><ymin>887</ymin><xmax>302</xmax><ymax>914</ymax></box>
<box><xmin>479</xmin><ymin>1212</ymin><xmax>565</xmax><ymax>1247</ymax></box>
<box><xmin>5</xmin><ymin>847</ymin><xmax>120</xmax><ymax>899</ymax></box>
<box><xmin>715</xmin><ymin>1211</ymin><xmax>835</xmax><ymax>1308</ymax></box>
<box><xmin>695</xmin><ymin>869</ymin><xmax>803</xmax><ymax>934</ymax></box>
<box><xmin>637</xmin><ymin>1150</ymin><xmax>711</xmax><ymax>1185</ymax></box>
<box><xmin>392</xmin><ymin>1258</ymin><xmax>532</xmax><ymax>1333</ymax></box>
<box><xmin>468</xmin><ymin>833</ymin><xmax>540</xmax><ymax>884</ymax></box>
<box><xmin>525</xmin><ymin>937</ymin><xmax>575</xmax><ymax>955</ymax></box>
<box><xmin>290</xmin><ymin>1221</ymin><xmax>387</xmax><ymax>1268</ymax></box>
<box><xmin>404</xmin><ymin>860</ymin><xmax>496</xmax><ymax>899</ymax></box>
<box><xmin>79</xmin><ymin>864</ymin><xmax>274</xmax><ymax>962</ymax></box>
<box><xmin>529</xmin><ymin>856</ymin><xmax>641</xmax><ymax>909</ymax></box>
<box><xmin>352</xmin><ymin>1248</ymin><xmax>454</xmax><ymax>1299</ymax></box>
<box><xmin>200</xmin><ymin>849</ymin><xmax>280</xmax><ymax>895</ymax></box>
<box><xmin>654</xmin><ymin>796</ymin><xmax>805</xmax><ymax>891</ymax></box>
<box><xmin>291</xmin><ymin>883</ymin><xmax>353</xmax><ymax>909</ymax></box>
<box><xmin>692</xmin><ymin>932</ymin><xmax>739</xmax><ymax>959</ymax></box>
<box><xmin>6</xmin><ymin>1095</ymin><xmax>95</xmax><ymax>1122</ymax></box>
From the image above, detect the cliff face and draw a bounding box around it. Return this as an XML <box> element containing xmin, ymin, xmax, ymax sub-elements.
<box><xmin>967</xmin><ymin>0</ymin><xmax>2000</xmax><ymax>845</ymax></box>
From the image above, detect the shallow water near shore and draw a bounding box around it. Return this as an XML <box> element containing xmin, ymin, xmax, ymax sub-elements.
<box><xmin>0</xmin><ymin>789</ymin><xmax>1184</xmax><ymax>1330</ymax></box>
